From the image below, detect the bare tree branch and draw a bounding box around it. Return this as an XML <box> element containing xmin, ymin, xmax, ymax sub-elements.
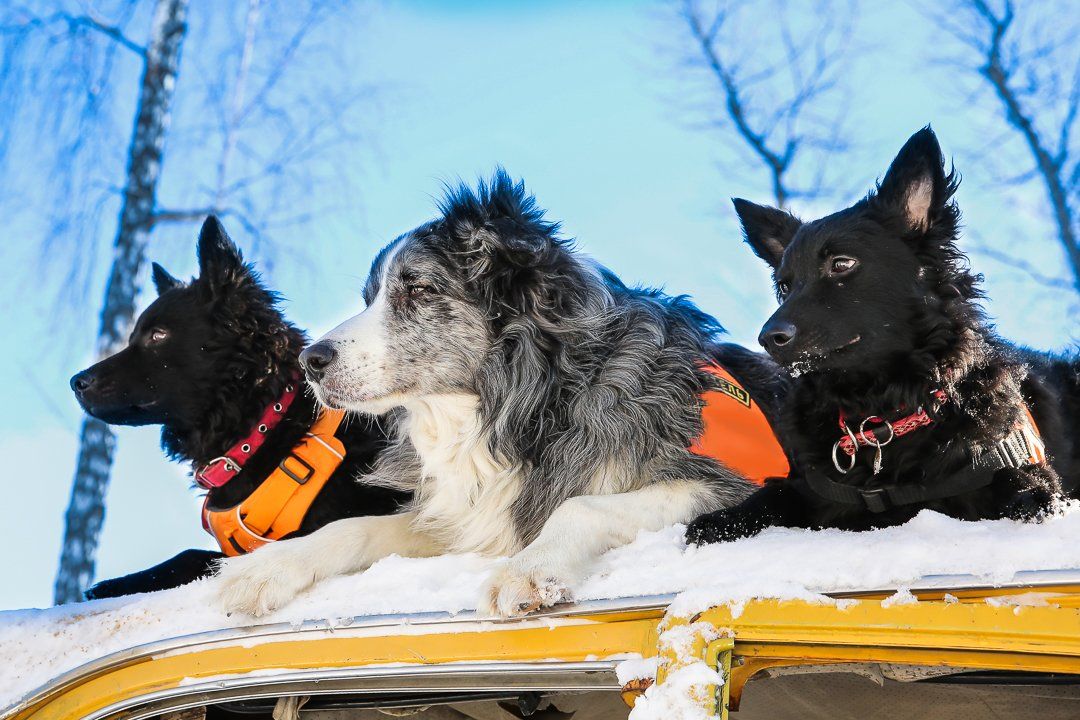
<box><xmin>675</xmin><ymin>0</ymin><xmax>855</xmax><ymax>208</ymax></box>
<box><xmin>59</xmin><ymin>12</ymin><xmax>146</xmax><ymax>56</ymax></box>
<box><xmin>214</xmin><ymin>0</ymin><xmax>261</xmax><ymax>206</ymax></box>
<box><xmin>0</xmin><ymin>7</ymin><xmax>145</xmax><ymax>55</ymax></box>
<box><xmin>971</xmin><ymin>241</ymin><xmax>1075</xmax><ymax>291</ymax></box>
<box><xmin>933</xmin><ymin>0</ymin><xmax>1080</xmax><ymax>300</ymax></box>
<box><xmin>0</xmin><ymin>0</ymin><xmax>377</xmax><ymax>602</ymax></box>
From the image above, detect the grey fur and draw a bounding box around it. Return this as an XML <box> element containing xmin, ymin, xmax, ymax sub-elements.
<box><xmin>322</xmin><ymin>171</ymin><xmax>756</xmax><ymax>545</ymax></box>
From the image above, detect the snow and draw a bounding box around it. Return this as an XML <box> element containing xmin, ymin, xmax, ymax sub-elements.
<box><xmin>626</xmin><ymin>622</ymin><xmax>725</xmax><ymax>720</ymax></box>
<box><xmin>615</xmin><ymin>655</ymin><xmax>659</xmax><ymax>685</ymax></box>
<box><xmin>3</xmin><ymin>502</ymin><xmax>1080</xmax><ymax>711</ymax></box>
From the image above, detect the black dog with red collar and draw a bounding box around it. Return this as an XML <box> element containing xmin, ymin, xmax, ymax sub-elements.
<box><xmin>687</xmin><ymin>127</ymin><xmax>1074</xmax><ymax>544</ymax></box>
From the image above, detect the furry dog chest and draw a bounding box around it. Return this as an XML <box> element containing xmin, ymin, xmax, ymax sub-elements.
<box><xmin>403</xmin><ymin>393</ymin><xmax>523</xmax><ymax>557</ymax></box>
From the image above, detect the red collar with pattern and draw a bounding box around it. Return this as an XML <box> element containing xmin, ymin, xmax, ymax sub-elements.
<box><xmin>195</xmin><ymin>381</ymin><xmax>299</xmax><ymax>489</ymax></box>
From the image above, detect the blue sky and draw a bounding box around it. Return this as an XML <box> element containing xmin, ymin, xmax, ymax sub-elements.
<box><xmin>0</xmin><ymin>0</ymin><xmax>1075</xmax><ymax>609</ymax></box>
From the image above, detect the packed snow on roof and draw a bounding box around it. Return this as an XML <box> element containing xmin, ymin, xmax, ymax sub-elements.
<box><xmin>3</xmin><ymin>502</ymin><xmax>1079</xmax><ymax>709</ymax></box>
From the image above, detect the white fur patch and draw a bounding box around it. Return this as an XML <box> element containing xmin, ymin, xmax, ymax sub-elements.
<box><xmin>219</xmin><ymin>237</ymin><xmax>720</xmax><ymax>619</ymax></box>
<box><xmin>402</xmin><ymin>392</ymin><xmax>523</xmax><ymax>557</ymax></box>
<box><xmin>311</xmin><ymin>240</ymin><xmax>403</xmax><ymax>411</ymax></box>
<box><xmin>905</xmin><ymin>175</ymin><xmax>933</xmax><ymax>229</ymax></box>
<box><xmin>481</xmin><ymin>481</ymin><xmax>712</xmax><ymax>616</ymax></box>
<box><xmin>216</xmin><ymin>511</ymin><xmax>440</xmax><ymax>616</ymax></box>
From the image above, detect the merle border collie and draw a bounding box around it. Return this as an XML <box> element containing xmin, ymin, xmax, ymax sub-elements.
<box><xmin>214</xmin><ymin>171</ymin><xmax>784</xmax><ymax>617</ymax></box>
<box><xmin>71</xmin><ymin>218</ymin><xmax>408</xmax><ymax>599</ymax></box>
<box><xmin>688</xmin><ymin>127</ymin><xmax>1078</xmax><ymax>544</ymax></box>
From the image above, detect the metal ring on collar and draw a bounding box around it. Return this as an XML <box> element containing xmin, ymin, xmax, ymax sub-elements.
<box><xmin>859</xmin><ymin>416</ymin><xmax>894</xmax><ymax>448</ymax></box>
<box><xmin>832</xmin><ymin>439</ymin><xmax>856</xmax><ymax>474</ymax></box>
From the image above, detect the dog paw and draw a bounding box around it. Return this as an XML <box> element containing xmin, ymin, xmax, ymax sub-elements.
<box><xmin>685</xmin><ymin>509</ymin><xmax>754</xmax><ymax>545</ymax></box>
<box><xmin>214</xmin><ymin>545</ymin><xmax>313</xmax><ymax>617</ymax></box>
<box><xmin>84</xmin><ymin>577</ymin><xmax>132</xmax><ymax>601</ymax></box>
<box><xmin>480</xmin><ymin>563</ymin><xmax>574</xmax><ymax>618</ymax></box>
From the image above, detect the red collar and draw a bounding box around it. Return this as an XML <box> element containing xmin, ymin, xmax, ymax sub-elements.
<box><xmin>195</xmin><ymin>381</ymin><xmax>300</xmax><ymax>489</ymax></box>
<box><xmin>833</xmin><ymin>390</ymin><xmax>947</xmax><ymax>466</ymax></box>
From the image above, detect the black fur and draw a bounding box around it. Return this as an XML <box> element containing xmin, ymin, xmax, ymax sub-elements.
<box><xmin>73</xmin><ymin>218</ymin><xmax>408</xmax><ymax>599</ymax></box>
<box><xmin>688</xmin><ymin>127</ymin><xmax>1076</xmax><ymax>544</ymax></box>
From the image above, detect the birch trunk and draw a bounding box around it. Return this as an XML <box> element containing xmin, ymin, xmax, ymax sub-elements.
<box><xmin>54</xmin><ymin>0</ymin><xmax>190</xmax><ymax>604</ymax></box>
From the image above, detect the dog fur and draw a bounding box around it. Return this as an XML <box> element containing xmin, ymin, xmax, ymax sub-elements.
<box><xmin>72</xmin><ymin>217</ymin><xmax>408</xmax><ymax>598</ymax></box>
<box><xmin>687</xmin><ymin>127</ymin><xmax>1077</xmax><ymax>544</ymax></box>
<box><xmin>213</xmin><ymin>171</ymin><xmax>780</xmax><ymax>617</ymax></box>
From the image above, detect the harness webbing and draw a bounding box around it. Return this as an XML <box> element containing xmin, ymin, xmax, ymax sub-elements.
<box><xmin>201</xmin><ymin>408</ymin><xmax>347</xmax><ymax>556</ymax></box>
<box><xmin>690</xmin><ymin>364</ymin><xmax>790</xmax><ymax>485</ymax></box>
<box><xmin>805</xmin><ymin>412</ymin><xmax>1046</xmax><ymax>514</ymax></box>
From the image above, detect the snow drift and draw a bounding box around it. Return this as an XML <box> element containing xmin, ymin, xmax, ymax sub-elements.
<box><xmin>3</xmin><ymin>504</ymin><xmax>1079</xmax><ymax>710</ymax></box>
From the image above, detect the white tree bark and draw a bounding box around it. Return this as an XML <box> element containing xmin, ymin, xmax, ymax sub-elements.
<box><xmin>54</xmin><ymin>0</ymin><xmax>190</xmax><ymax>605</ymax></box>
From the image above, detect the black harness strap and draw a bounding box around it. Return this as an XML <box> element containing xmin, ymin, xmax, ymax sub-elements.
<box><xmin>805</xmin><ymin>424</ymin><xmax>1043</xmax><ymax>514</ymax></box>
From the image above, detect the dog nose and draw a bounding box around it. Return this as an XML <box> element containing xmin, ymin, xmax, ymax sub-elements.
<box><xmin>70</xmin><ymin>371</ymin><xmax>95</xmax><ymax>395</ymax></box>
<box><xmin>758</xmin><ymin>320</ymin><xmax>798</xmax><ymax>352</ymax></box>
<box><xmin>300</xmin><ymin>342</ymin><xmax>337</xmax><ymax>381</ymax></box>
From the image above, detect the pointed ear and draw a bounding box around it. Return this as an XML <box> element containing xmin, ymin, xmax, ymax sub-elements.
<box><xmin>151</xmin><ymin>262</ymin><xmax>182</xmax><ymax>295</ymax></box>
<box><xmin>732</xmin><ymin>198</ymin><xmax>801</xmax><ymax>268</ymax></box>
<box><xmin>196</xmin><ymin>216</ymin><xmax>245</xmax><ymax>287</ymax></box>
<box><xmin>875</xmin><ymin>127</ymin><xmax>950</xmax><ymax>232</ymax></box>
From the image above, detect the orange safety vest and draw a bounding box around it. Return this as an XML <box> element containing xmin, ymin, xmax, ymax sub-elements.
<box><xmin>202</xmin><ymin>409</ymin><xmax>347</xmax><ymax>556</ymax></box>
<box><xmin>690</xmin><ymin>364</ymin><xmax>790</xmax><ymax>485</ymax></box>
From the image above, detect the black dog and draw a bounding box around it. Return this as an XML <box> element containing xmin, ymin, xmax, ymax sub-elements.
<box><xmin>688</xmin><ymin>127</ymin><xmax>1078</xmax><ymax>543</ymax></box>
<box><xmin>72</xmin><ymin>217</ymin><xmax>408</xmax><ymax>599</ymax></box>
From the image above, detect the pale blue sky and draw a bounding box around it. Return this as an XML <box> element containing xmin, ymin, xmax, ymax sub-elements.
<box><xmin>0</xmin><ymin>1</ymin><xmax>1075</xmax><ymax>609</ymax></box>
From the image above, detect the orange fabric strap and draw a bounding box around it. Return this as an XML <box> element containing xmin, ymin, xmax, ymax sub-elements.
<box><xmin>690</xmin><ymin>364</ymin><xmax>790</xmax><ymax>485</ymax></box>
<box><xmin>203</xmin><ymin>408</ymin><xmax>347</xmax><ymax>556</ymax></box>
<box><xmin>1021</xmin><ymin>407</ymin><xmax>1047</xmax><ymax>465</ymax></box>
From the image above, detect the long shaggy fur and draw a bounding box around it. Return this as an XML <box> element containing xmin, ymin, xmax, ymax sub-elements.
<box><xmin>212</xmin><ymin>172</ymin><xmax>779</xmax><ymax>618</ymax></box>
<box><xmin>688</xmin><ymin>127</ymin><xmax>1073</xmax><ymax>544</ymax></box>
<box><xmin>72</xmin><ymin>218</ymin><xmax>407</xmax><ymax>599</ymax></box>
<box><xmin>433</xmin><ymin>176</ymin><xmax>752</xmax><ymax>541</ymax></box>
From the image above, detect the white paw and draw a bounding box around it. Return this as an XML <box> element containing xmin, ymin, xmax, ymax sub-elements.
<box><xmin>480</xmin><ymin>561</ymin><xmax>574</xmax><ymax>618</ymax></box>
<box><xmin>214</xmin><ymin>544</ymin><xmax>314</xmax><ymax>617</ymax></box>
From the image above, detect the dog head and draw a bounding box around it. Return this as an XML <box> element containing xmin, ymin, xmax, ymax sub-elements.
<box><xmin>301</xmin><ymin>170</ymin><xmax>591</xmax><ymax>415</ymax></box>
<box><xmin>736</xmin><ymin>127</ymin><xmax>979</xmax><ymax>377</ymax></box>
<box><xmin>71</xmin><ymin>217</ymin><xmax>301</xmax><ymax>447</ymax></box>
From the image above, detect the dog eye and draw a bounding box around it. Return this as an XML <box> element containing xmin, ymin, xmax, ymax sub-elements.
<box><xmin>147</xmin><ymin>328</ymin><xmax>169</xmax><ymax>345</ymax></box>
<box><xmin>829</xmin><ymin>256</ymin><xmax>858</xmax><ymax>275</ymax></box>
<box><xmin>777</xmin><ymin>281</ymin><xmax>791</xmax><ymax>298</ymax></box>
<box><xmin>406</xmin><ymin>284</ymin><xmax>435</xmax><ymax>299</ymax></box>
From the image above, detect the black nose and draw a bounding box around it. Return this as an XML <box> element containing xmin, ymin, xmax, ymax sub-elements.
<box><xmin>758</xmin><ymin>320</ymin><xmax>798</xmax><ymax>352</ymax></box>
<box><xmin>70</xmin><ymin>370</ymin><xmax>96</xmax><ymax>395</ymax></box>
<box><xmin>300</xmin><ymin>342</ymin><xmax>337</xmax><ymax>381</ymax></box>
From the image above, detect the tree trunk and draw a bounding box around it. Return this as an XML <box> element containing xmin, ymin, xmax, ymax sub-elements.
<box><xmin>982</xmin><ymin>62</ymin><xmax>1080</xmax><ymax>298</ymax></box>
<box><xmin>54</xmin><ymin>0</ymin><xmax>190</xmax><ymax>605</ymax></box>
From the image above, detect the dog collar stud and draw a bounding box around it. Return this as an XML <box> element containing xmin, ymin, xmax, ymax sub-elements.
<box><xmin>195</xmin><ymin>379</ymin><xmax>299</xmax><ymax>489</ymax></box>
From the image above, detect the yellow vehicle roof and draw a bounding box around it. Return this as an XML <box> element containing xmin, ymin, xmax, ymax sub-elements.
<box><xmin>5</xmin><ymin>569</ymin><xmax>1080</xmax><ymax>720</ymax></box>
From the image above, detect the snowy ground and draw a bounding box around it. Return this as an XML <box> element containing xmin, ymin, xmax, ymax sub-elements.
<box><xmin>3</xmin><ymin>504</ymin><xmax>1080</xmax><ymax>709</ymax></box>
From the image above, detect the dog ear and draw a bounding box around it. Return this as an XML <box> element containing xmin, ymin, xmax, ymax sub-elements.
<box><xmin>732</xmin><ymin>198</ymin><xmax>800</xmax><ymax>268</ymax></box>
<box><xmin>445</xmin><ymin>169</ymin><xmax>558</xmax><ymax>268</ymax></box>
<box><xmin>875</xmin><ymin>126</ymin><xmax>951</xmax><ymax>232</ymax></box>
<box><xmin>196</xmin><ymin>216</ymin><xmax>245</xmax><ymax>288</ymax></box>
<box><xmin>151</xmin><ymin>262</ymin><xmax>183</xmax><ymax>295</ymax></box>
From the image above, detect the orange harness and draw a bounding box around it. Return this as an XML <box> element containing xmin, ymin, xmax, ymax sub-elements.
<box><xmin>201</xmin><ymin>409</ymin><xmax>347</xmax><ymax>556</ymax></box>
<box><xmin>690</xmin><ymin>364</ymin><xmax>790</xmax><ymax>485</ymax></box>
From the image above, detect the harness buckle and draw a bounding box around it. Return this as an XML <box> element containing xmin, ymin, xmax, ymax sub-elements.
<box><xmin>859</xmin><ymin>487</ymin><xmax>891</xmax><ymax>513</ymax></box>
<box><xmin>196</xmin><ymin>456</ymin><xmax>243</xmax><ymax>487</ymax></box>
<box><xmin>279</xmin><ymin>454</ymin><xmax>314</xmax><ymax>485</ymax></box>
<box><xmin>205</xmin><ymin>456</ymin><xmax>242</xmax><ymax>474</ymax></box>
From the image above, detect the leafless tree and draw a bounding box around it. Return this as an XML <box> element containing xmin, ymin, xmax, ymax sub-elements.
<box><xmin>0</xmin><ymin>0</ymin><xmax>373</xmax><ymax>603</ymax></box>
<box><xmin>931</xmin><ymin>0</ymin><xmax>1080</xmax><ymax>303</ymax></box>
<box><xmin>673</xmin><ymin>0</ymin><xmax>856</xmax><ymax>209</ymax></box>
